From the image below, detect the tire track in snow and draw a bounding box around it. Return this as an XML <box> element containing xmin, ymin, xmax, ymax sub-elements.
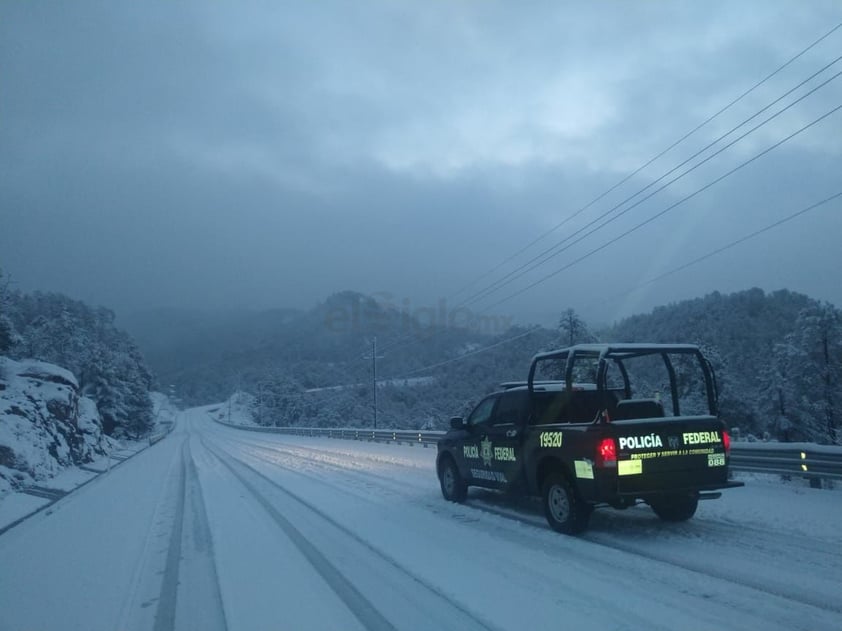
<box><xmin>463</xmin><ymin>493</ymin><xmax>842</xmax><ymax>617</ymax></box>
<box><xmin>153</xmin><ymin>441</ymin><xmax>187</xmax><ymax>631</ymax></box>
<box><xmin>154</xmin><ymin>439</ymin><xmax>229</xmax><ymax>631</ymax></box>
<box><xmin>178</xmin><ymin>439</ymin><xmax>229</xmax><ymax>631</ymax></box>
<box><xmin>199</xmin><ymin>439</ymin><xmax>400</xmax><ymax>631</ymax></box>
<box><xmin>212</xmin><ymin>431</ymin><xmax>432</xmax><ymax>487</ymax></box>
<box><xmin>222</xmin><ymin>438</ymin><xmax>425</xmax><ymax>498</ymax></box>
<box><xmin>206</xmin><ymin>436</ymin><xmax>690</xmax><ymax>631</ymax></box>
<box><xmin>199</xmin><ymin>437</ymin><xmax>502</xmax><ymax>631</ymax></box>
<box><xmin>115</xmin><ymin>435</ymin><xmax>188</xmax><ymax>631</ymax></box>
<box><xmin>250</xmin><ymin>436</ymin><xmax>842</xmax><ymax>572</ymax></box>
<box><xmin>213</xmin><ymin>430</ymin><xmax>841</xmax><ymax>630</ymax></box>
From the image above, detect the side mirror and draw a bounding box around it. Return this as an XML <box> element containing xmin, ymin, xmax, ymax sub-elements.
<box><xmin>450</xmin><ymin>416</ymin><xmax>465</xmax><ymax>430</ymax></box>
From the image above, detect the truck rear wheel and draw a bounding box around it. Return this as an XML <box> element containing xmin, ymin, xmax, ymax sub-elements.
<box><xmin>650</xmin><ymin>493</ymin><xmax>698</xmax><ymax>521</ymax></box>
<box><xmin>541</xmin><ymin>472</ymin><xmax>591</xmax><ymax>535</ymax></box>
<box><xmin>438</xmin><ymin>456</ymin><xmax>467</xmax><ymax>503</ymax></box>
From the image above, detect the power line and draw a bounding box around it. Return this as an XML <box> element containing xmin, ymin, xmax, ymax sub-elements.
<box><xmin>244</xmin><ymin>327</ymin><xmax>542</xmax><ymax>401</ymax></box>
<box><xmin>603</xmin><ymin>190</ymin><xmax>842</xmax><ymax>302</ymax></box>
<box><xmin>386</xmin><ymin>326</ymin><xmax>542</xmax><ymax>379</ymax></box>
<box><xmin>247</xmin><ymin>190</ymin><xmax>841</xmax><ymax>403</ymax></box>
<box><xmin>377</xmin><ymin>30</ymin><xmax>842</xmax><ymax>358</ymax></box>
<box><xmin>447</xmin><ymin>21</ymin><xmax>842</xmax><ymax>302</ymax></box>
<box><xmin>241</xmin><ymin>181</ymin><xmax>838</xmax><ymax>399</ymax></box>
<box><xmin>478</xmin><ymin>102</ymin><xmax>842</xmax><ymax>312</ymax></box>
<box><xmin>463</xmin><ymin>62</ymin><xmax>842</xmax><ymax>308</ymax></box>
<box><xmin>378</xmin><ymin>70</ymin><xmax>842</xmax><ymax>359</ymax></box>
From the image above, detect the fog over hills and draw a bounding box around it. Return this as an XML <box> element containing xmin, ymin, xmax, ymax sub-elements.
<box><xmin>118</xmin><ymin>287</ymin><xmax>840</xmax><ymax>444</ymax></box>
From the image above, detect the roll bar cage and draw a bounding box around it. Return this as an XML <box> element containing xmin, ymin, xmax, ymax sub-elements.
<box><xmin>527</xmin><ymin>343</ymin><xmax>718</xmax><ymax>418</ymax></box>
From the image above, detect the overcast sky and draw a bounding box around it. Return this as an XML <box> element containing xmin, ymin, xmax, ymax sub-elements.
<box><xmin>1</xmin><ymin>1</ymin><xmax>841</xmax><ymax>329</ymax></box>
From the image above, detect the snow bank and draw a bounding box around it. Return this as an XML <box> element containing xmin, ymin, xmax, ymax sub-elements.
<box><xmin>149</xmin><ymin>391</ymin><xmax>178</xmax><ymax>429</ymax></box>
<box><xmin>208</xmin><ymin>391</ymin><xmax>257</xmax><ymax>426</ymax></box>
<box><xmin>0</xmin><ymin>356</ymin><xmax>113</xmax><ymax>494</ymax></box>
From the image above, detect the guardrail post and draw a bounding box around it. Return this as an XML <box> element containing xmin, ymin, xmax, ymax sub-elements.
<box><xmin>802</xmin><ymin>450</ymin><xmax>822</xmax><ymax>488</ymax></box>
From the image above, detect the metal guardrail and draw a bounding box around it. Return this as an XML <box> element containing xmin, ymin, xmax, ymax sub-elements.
<box><xmin>218</xmin><ymin>422</ymin><xmax>443</xmax><ymax>447</ymax></box>
<box><xmin>729</xmin><ymin>444</ymin><xmax>842</xmax><ymax>481</ymax></box>
<box><xmin>148</xmin><ymin>419</ymin><xmax>176</xmax><ymax>446</ymax></box>
<box><xmin>216</xmin><ymin>421</ymin><xmax>842</xmax><ymax>481</ymax></box>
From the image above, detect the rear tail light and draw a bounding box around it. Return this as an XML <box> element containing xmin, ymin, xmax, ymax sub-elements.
<box><xmin>723</xmin><ymin>430</ymin><xmax>731</xmax><ymax>454</ymax></box>
<box><xmin>596</xmin><ymin>438</ymin><xmax>617</xmax><ymax>468</ymax></box>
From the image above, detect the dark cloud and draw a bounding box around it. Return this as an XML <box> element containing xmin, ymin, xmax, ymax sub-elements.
<box><xmin>1</xmin><ymin>1</ymin><xmax>841</xmax><ymax>329</ymax></box>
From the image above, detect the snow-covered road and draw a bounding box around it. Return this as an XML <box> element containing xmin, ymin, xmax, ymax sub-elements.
<box><xmin>1</xmin><ymin>407</ymin><xmax>840</xmax><ymax>631</ymax></box>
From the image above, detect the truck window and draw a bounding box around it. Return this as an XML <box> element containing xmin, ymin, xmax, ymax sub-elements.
<box><xmin>493</xmin><ymin>391</ymin><xmax>529</xmax><ymax>426</ymax></box>
<box><xmin>467</xmin><ymin>396</ymin><xmax>497</xmax><ymax>427</ymax></box>
<box><xmin>531</xmin><ymin>391</ymin><xmax>608</xmax><ymax>425</ymax></box>
<box><xmin>531</xmin><ymin>393</ymin><xmax>569</xmax><ymax>425</ymax></box>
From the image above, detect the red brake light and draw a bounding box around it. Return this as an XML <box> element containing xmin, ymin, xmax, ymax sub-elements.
<box><xmin>597</xmin><ymin>438</ymin><xmax>617</xmax><ymax>467</ymax></box>
<box><xmin>723</xmin><ymin>430</ymin><xmax>731</xmax><ymax>454</ymax></box>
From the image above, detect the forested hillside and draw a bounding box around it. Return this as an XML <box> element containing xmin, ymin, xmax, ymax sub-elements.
<box><xmin>603</xmin><ymin>288</ymin><xmax>841</xmax><ymax>444</ymax></box>
<box><xmin>127</xmin><ymin>288</ymin><xmax>841</xmax><ymax>444</ymax></box>
<box><xmin>131</xmin><ymin>291</ymin><xmax>550</xmax><ymax>406</ymax></box>
<box><xmin>131</xmin><ymin>291</ymin><xmax>559</xmax><ymax>427</ymax></box>
<box><xmin>0</xmin><ymin>285</ymin><xmax>155</xmax><ymax>438</ymax></box>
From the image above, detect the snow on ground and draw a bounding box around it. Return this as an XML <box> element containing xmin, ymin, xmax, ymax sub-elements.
<box><xmin>0</xmin><ymin>438</ymin><xmax>153</xmax><ymax>531</ymax></box>
<box><xmin>207</xmin><ymin>391</ymin><xmax>257</xmax><ymax>426</ymax></box>
<box><xmin>0</xmin><ymin>491</ymin><xmax>48</xmax><ymax>529</ymax></box>
<box><xmin>0</xmin><ymin>433</ymin><xmax>186</xmax><ymax>631</ymax></box>
<box><xmin>0</xmin><ymin>407</ymin><xmax>840</xmax><ymax>631</ymax></box>
<box><xmin>305</xmin><ymin>375</ymin><xmax>435</xmax><ymax>393</ymax></box>
<box><xmin>207</xmin><ymin>421</ymin><xmax>841</xmax><ymax>631</ymax></box>
<box><xmin>703</xmin><ymin>472</ymin><xmax>841</xmax><ymax>541</ymax></box>
<box><xmin>151</xmin><ymin>390</ymin><xmax>179</xmax><ymax>429</ymax></box>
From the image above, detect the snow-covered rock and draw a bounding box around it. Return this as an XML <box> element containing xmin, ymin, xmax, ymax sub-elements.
<box><xmin>0</xmin><ymin>356</ymin><xmax>114</xmax><ymax>493</ymax></box>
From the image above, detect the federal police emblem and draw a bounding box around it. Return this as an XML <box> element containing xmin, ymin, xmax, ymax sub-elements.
<box><xmin>480</xmin><ymin>437</ymin><xmax>493</xmax><ymax>467</ymax></box>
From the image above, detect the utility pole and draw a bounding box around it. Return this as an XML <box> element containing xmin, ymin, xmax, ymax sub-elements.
<box><xmin>364</xmin><ymin>337</ymin><xmax>385</xmax><ymax>429</ymax></box>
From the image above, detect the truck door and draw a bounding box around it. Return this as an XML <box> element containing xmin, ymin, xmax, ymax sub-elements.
<box><xmin>463</xmin><ymin>391</ymin><xmax>527</xmax><ymax>489</ymax></box>
<box><xmin>483</xmin><ymin>390</ymin><xmax>529</xmax><ymax>489</ymax></box>
<box><xmin>462</xmin><ymin>394</ymin><xmax>500</xmax><ymax>487</ymax></box>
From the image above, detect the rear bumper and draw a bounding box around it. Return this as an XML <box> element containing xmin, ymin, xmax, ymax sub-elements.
<box><xmin>617</xmin><ymin>480</ymin><xmax>744</xmax><ymax>499</ymax></box>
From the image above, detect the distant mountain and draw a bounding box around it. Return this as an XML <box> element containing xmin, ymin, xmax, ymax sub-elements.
<box><xmin>123</xmin><ymin>291</ymin><xmax>524</xmax><ymax>407</ymax></box>
<box><xmin>118</xmin><ymin>306</ymin><xmax>303</xmax><ymax>364</ymax></box>
<box><xmin>124</xmin><ymin>288</ymin><xmax>842</xmax><ymax>442</ymax></box>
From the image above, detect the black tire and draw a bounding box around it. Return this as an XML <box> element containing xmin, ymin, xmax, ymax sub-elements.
<box><xmin>650</xmin><ymin>493</ymin><xmax>699</xmax><ymax>521</ymax></box>
<box><xmin>438</xmin><ymin>456</ymin><xmax>467</xmax><ymax>503</ymax></box>
<box><xmin>541</xmin><ymin>472</ymin><xmax>591</xmax><ymax>535</ymax></box>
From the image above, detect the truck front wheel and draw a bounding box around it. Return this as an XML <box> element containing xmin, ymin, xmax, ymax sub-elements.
<box><xmin>438</xmin><ymin>456</ymin><xmax>467</xmax><ymax>503</ymax></box>
<box><xmin>649</xmin><ymin>493</ymin><xmax>699</xmax><ymax>521</ymax></box>
<box><xmin>541</xmin><ymin>472</ymin><xmax>591</xmax><ymax>535</ymax></box>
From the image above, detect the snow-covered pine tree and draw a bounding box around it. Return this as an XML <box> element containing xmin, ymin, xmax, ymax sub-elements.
<box><xmin>772</xmin><ymin>304</ymin><xmax>842</xmax><ymax>444</ymax></box>
<box><xmin>0</xmin><ymin>268</ymin><xmax>13</xmax><ymax>353</ymax></box>
<box><xmin>558</xmin><ymin>308</ymin><xmax>597</xmax><ymax>347</ymax></box>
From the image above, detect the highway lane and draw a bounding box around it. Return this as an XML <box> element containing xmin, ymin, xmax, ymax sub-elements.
<box><xmin>1</xmin><ymin>408</ymin><xmax>839</xmax><ymax>631</ymax></box>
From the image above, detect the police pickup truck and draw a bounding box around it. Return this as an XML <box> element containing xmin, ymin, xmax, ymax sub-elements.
<box><xmin>436</xmin><ymin>344</ymin><xmax>743</xmax><ymax>534</ymax></box>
